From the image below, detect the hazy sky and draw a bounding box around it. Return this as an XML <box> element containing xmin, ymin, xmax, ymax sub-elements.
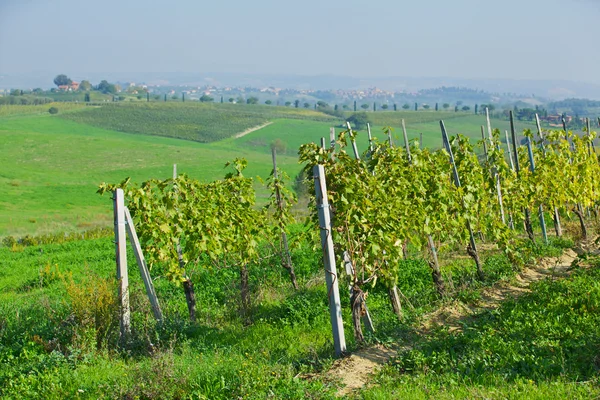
<box><xmin>1</xmin><ymin>0</ymin><xmax>599</xmax><ymax>84</ymax></box>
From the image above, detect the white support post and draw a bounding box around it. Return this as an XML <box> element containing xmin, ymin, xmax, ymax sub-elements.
<box><xmin>124</xmin><ymin>207</ymin><xmax>163</xmax><ymax>322</ymax></box>
<box><xmin>330</xmin><ymin>127</ymin><xmax>336</xmax><ymax>149</ymax></box>
<box><xmin>113</xmin><ymin>188</ymin><xmax>130</xmax><ymax>340</ymax></box>
<box><xmin>346</xmin><ymin>122</ymin><xmax>360</xmax><ymax>160</ymax></box>
<box><xmin>173</xmin><ymin>164</ymin><xmax>177</xmax><ymax>179</ymax></box>
<box><xmin>313</xmin><ymin>165</ymin><xmax>346</xmax><ymax>357</ymax></box>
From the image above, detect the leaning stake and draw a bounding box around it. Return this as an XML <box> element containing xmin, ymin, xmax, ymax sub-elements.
<box><xmin>440</xmin><ymin>121</ymin><xmax>484</xmax><ymax>280</ymax></box>
<box><xmin>313</xmin><ymin>165</ymin><xmax>346</xmax><ymax>357</ymax></box>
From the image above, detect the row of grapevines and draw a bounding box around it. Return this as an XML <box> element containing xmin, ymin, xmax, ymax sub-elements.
<box><xmin>98</xmin><ymin>158</ymin><xmax>297</xmax><ymax>322</ymax></box>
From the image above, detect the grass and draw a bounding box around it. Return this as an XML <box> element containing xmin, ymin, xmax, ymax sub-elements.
<box><xmin>0</xmin><ymin>223</ymin><xmax>597</xmax><ymax>398</ymax></box>
<box><xmin>360</xmin><ymin>260</ymin><xmax>600</xmax><ymax>399</ymax></box>
<box><xmin>59</xmin><ymin>102</ymin><xmax>339</xmax><ymax>143</ymax></box>
<box><xmin>0</xmin><ymin>104</ymin><xmax>544</xmax><ymax>237</ymax></box>
<box><xmin>0</xmin><ymin>115</ymin><xmax>301</xmax><ymax>237</ymax></box>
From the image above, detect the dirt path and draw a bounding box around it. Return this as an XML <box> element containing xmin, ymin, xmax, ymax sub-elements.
<box><xmin>233</xmin><ymin>121</ymin><xmax>272</xmax><ymax>139</ymax></box>
<box><xmin>326</xmin><ymin>243</ymin><xmax>588</xmax><ymax>397</ymax></box>
<box><xmin>422</xmin><ymin>247</ymin><xmax>578</xmax><ymax>333</ymax></box>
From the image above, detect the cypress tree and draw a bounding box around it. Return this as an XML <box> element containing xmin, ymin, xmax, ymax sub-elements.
<box><xmin>373</xmin><ymin>102</ymin><xmax>376</xmax><ymax>112</ymax></box>
<box><xmin>435</xmin><ymin>103</ymin><xmax>438</xmax><ymax>111</ymax></box>
<box><xmin>414</xmin><ymin>102</ymin><xmax>418</xmax><ymax>111</ymax></box>
<box><xmin>394</xmin><ymin>103</ymin><xmax>397</xmax><ymax>111</ymax></box>
<box><xmin>475</xmin><ymin>104</ymin><xmax>478</xmax><ymax>114</ymax></box>
<box><xmin>182</xmin><ymin>92</ymin><xmax>185</xmax><ymax>102</ymax></box>
<box><xmin>164</xmin><ymin>94</ymin><xmax>167</xmax><ymax>102</ymax></box>
<box><xmin>354</xmin><ymin>100</ymin><xmax>357</xmax><ymax>112</ymax></box>
<box><xmin>147</xmin><ymin>92</ymin><xmax>150</xmax><ymax>102</ymax></box>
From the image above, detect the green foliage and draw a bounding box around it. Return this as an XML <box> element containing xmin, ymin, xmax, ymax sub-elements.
<box><xmin>48</xmin><ymin>106</ymin><xmax>58</xmax><ymax>114</ymax></box>
<box><xmin>346</xmin><ymin>112</ymin><xmax>371</xmax><ymax>130</ymax></box>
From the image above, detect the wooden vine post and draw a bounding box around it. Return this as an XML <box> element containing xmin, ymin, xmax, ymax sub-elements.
<box><xmin>404</xmin><ymin>120</ymin><xmax>445</xmax><ymax>296</ymax></box>
<box><xmin>525</xmin><ymin>136</ymin><xmax>549</xmax><ymax>244</ymax></box>
<box><xmin>271</xmin><ymin>147</ymin><xmax>299</xmax><ymax>290</ymax></box>
<box><xmin>440</xmin><ymin>121</ymin><xmax>484</xmax><ymax>280</ymax></box>
<box><xmin>367</xmin><ymin>123</ymin><xmax>374</xmax><ymax>154</ymax></box>
<box><xmin>510</xmin><ymin>111</ymin><xmax>535</xmax><ymax>241</ymax></box>
<box><xmin>313</xmin><ymin>165</ymin><xmax>346</xmax><ymax>357</ymax></box>
<box><xmin>124</xmin><ymin>208</ymin><xmax>163</xmax><ymax>321</ymax></box>
<box><xmin>343</xmin><ymin>122</ymin><xmax>375</xmax><ymax>333</ymax></box>
<box><xmin>535</xmin><ymin>114</ymin><xmax>562</xmax><ymax>237</ymax></box>
<box><xmin>486</xmin><ymin>108</ymin><xmax>506</xmax><ymax>225</ymax></box>
<box><xmin>113</xmin><ymin>189</ymin><xmax>164</xmax><ymax>336</ymax></box>
<box><xmin>113</xmin><ymin>188</ymin><xmax>131</xmax><ymax>342</ymax></box>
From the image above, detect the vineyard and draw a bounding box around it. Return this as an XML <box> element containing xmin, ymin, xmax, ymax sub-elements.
<box><xmin>59</xmin><ymin>102</ymin><xmax>339</xmax><ymax>143</ymax></box>
<box><xmin>1</xmin><ymin>106</ymin><xmax>600</xmax><ymax>397</ymax></box>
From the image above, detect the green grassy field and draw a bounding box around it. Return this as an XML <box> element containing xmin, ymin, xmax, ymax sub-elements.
<box><xmin>59</xmin><ymin>102</ymin><xmax>339</xmax><ymax>143</ymax></box>
<box><xmin>0</xmin><ymin>114</ymin><xmax>302</xmax><ymax>237</ymax></box>
<box><xmin>0</xmin><ymin>104</ymin><xmax>542</xmax><ymax>237</ymax></box>
<box><xmin>1</xmin><ymin>227</ymin><xmax>597</xmax><ymax>398</ymax></box>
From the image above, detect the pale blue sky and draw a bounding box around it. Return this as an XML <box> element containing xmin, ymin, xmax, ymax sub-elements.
<box><xmin>1</xmin><ymin>0</ymin><xmax>599</xmax><ymax>84</ymax></box>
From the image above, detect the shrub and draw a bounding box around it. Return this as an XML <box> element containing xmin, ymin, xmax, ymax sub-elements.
<box><xmin>48</xmin><ymin>106</ymin><xmax>58</xmax><ymax>114</ymax></box>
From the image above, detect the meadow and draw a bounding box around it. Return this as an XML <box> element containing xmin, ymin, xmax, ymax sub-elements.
<box><xmin>1</xmin><ymin>103</ymin><xmax>520</xmax><ymax>237</ymax></box>
<box><xmin>1</xmin><ymin>101</ymin><xmax>600</xmax><ymax>398</ymax></box>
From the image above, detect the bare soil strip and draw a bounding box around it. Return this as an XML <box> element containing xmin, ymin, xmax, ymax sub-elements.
<box><xmin>233</xmin><ymin>122</ymin><xmax>273</xmax><ymax>139</ymax></box>
<box><xmin>326</xmin><ymin>241</ymin><xmax>593</xmax><ymax>397</ymax></box>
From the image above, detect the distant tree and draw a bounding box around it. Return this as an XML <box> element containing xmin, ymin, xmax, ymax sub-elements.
<box><xmin>303</xmin><ymin>102</ymin><xmax>310</xmax><ymax>108</ymax></box>
<box><xmin>164</xmin><ymin>94</ymin><xmax>167</xmax><ymax>102</ymax></box>
<box><xmin>220</xmin><ymin>96</ymin><xmax>224</xmax><ymax>103</ymax></box>
<box><xmin>423</xmin><ymin>104</ymin><xmax>430</xmax><ymax>110</ymax></box>
<box><xmin>462</xmin><ymin>105</ymin><xmax>470</xmax><ymax>111</ymax></box>
<box><xmin>182</xmin><ymin>92</ymin><xmax>185</xmax><ymax>102</ymax></box>
<box><xmin>455</xmin><ymin>106</ymin><xmax>458</xmax><ymax>112</ymax></box>
<box><xmin>334</xmin><ymin>104</ymin><xmax>338</xmax><ymax>111</ymax></box>
<box><xmin>393</xmin><ymin>104</ymin><xmax>397</xmax><ymax>111</ymax></box>
<box><xmin>402</xmin><ymin>103</ymin><xmax>410</xmax><ymax>110</ymax></box>
<box><xmin>353</xmin><ymin>100</ymin><xmax>357</xmax><ymax>112</ymax></box>
<box><xmin>154</xmin><ymin>95</ymin><xmax>161</xmax><ymax>100</ymax></box>
<box><xmin>474</xmin><ymin>104</ymin><xmax>479</xmax><ymax>114</ymax></box>
<box><xmin>293</xmin><ymin>99</ymin><xmax>299</xmax><ymax>108</ymax></box>
<box><xmin>199</xmin><ymin>94</ymin><xmax>214</xmax><ymax>102</ymax></box>
<box><xmin>48</xmin><ymin>106</ymin><xmax>59</xmax><ymax>114</ymax></box>
<box><xmin>285</xmin><ymin>101</ymin><xmax>292</xmax><ymax>107</ymax></box>
<box><xmin>136</xmin><ymin>95</ymin><xmax>143</xmax><ymax>100</ymax></box>
<box><xmin>373</xmin><ymin>102</ymin><xmax>376</xmax><ymax>112</ymax></box>
<box><xmin>9</xmin><ymin>89</ymin><xmax>20</xmax><ymax>96</ymax></box>
<box><xmin>172</xmin><ymin>94</ymin><xmax>179</xmax><ymax>100</ymax></box>
<box><xmin>435</xmin><ymin>103</ymin><xmax>439</xmax><ymax>111</ymax></box>
<box><xmin>414</xmin><ymin>102</ymin><xmax>418</xmax><ymax>111</ymax></box>
<box><xmin>32</xmin><ymin>88</ymin><xmax>44</xmax><ymax>94</ymax></box>
<box><xmin>97</xmin><ymin>80</ymin><xmax>117</xmax><ymax>94</ymax></box>
<box><xmin>228</xmin><ymin>97</ymin><xmax>235</xmax><ymax>103</ymax></box>
<box><xmin>381</xmin><ymin>104</ymin><xmax>389</xmax><ymax>110</ymax></box>
<box><xmin>342</xmin><ymin>104</ymin><xmax>349</xmax><ymax>110</ymax></box>
<box><xmin>271</xmin><ymin>138</ymin><xmax>287</xmax><ymax>154</ymax></box>
<box><xmin>361</xmin><ymin>103</ymin><xmax>369</xmax><ymax>110</ymax></box>
<box><xmin>79</xmin><ymin>80</ymin><xmax>92</xmax><ymax>91</ymax></box>
<box><xmin>236</xmin><ymin>96</ymin><xmax>244</xmax><ymax>103</ymax></box>
<box><xmin>265</xmin><ymin>100</ymin><xmax>272</xmax><ymax>105</ymax></box>
<box><xmin>118</xmin><ymin>95</ymin><xmax>126</xmax><ymax>101</ymax></box>
<box><xmin>84</xmin><ymin>93</ymin><xmax>91</xmax><ymax>102</ymax></box>
<box><xmin>443</xmin><ymin>103</ymin><xmax>450</xmax><ymax>109</ymax></box>
<box><xmin>317</xmin><ymin>100</ymin><xmax>329</xmax><ymax>108</ymax></box>
<box><xmin>246</xmin><ymin>97</ymin><xmax>259</xmax><ymax>104</ymax></box>
<box><xmin>53</xmin><ymin>74</ymin><xmax>72</xmax><ymax>87</ymax></box>
<box><xmin>347</xmin><ymin>112</ymin><xmax>371</xmax><ymax>130</ymax></box>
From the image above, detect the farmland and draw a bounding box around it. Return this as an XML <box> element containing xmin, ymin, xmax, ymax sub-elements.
<box><xmin>1</xmin><ymin>101</ymin><xmax>600</xmax><ymax>399</ymax></box>
<box><xmin>0</xmin><ymin>103</ymin><xmax>524</xmax><ymax>237</ymax></box>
